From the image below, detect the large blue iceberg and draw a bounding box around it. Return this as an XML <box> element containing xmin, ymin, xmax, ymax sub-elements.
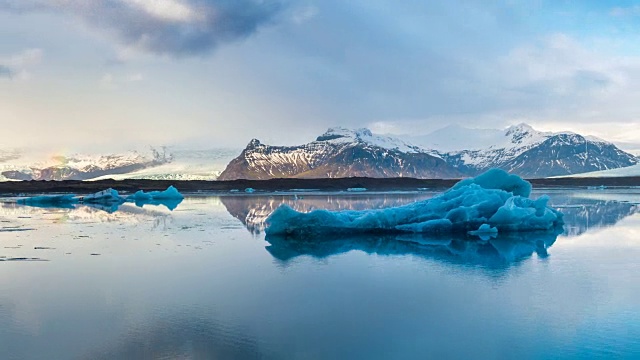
<box><xmin>265</xmin><ymin>169</ymin><xmax>564</xmax><ymax>237</ymax></box>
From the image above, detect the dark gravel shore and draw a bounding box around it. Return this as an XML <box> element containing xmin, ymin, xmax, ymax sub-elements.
<box><xmin>1</xmin><ymin>176</ymin><xmax>640</xmax><ymax>195</ymax></box>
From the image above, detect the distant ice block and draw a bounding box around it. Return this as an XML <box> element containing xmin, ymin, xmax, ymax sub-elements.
<box><xmin>265</xmin><ymin>168</ymin><xmax>564</xmax><ymax>237</ymax></box>
<box><xmin>80</xmin><ymin>188</ymin><xmax>125</xmax><ymax>204</ymax></box>
<box><xmin>17</xmin><ymin>186</ymin><xmax>184</xmax><ymax>211</ymax></box>
<box><xmin>17</xmin><ymin>194</ymin><xmax>77</xmax><ymax>207</ymax></box>
<box><xmin>127</xmin><ymin>186</ymin><xmax>184</xmax><ymax>201</ymax></box>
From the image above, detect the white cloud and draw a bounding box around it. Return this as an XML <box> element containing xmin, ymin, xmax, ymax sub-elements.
<box><xmin>100</xmin><ymin>72</ymin><xmax>144</xmax><ymax>88</ymax></box>
<box><xmin>123</xmin><ymin>0</ymin><xmax>201</xmax><ymax>22</ymax></box>
<box><xmin>291</xmin><ymin>4</ymin><xmax>318</xmax><ymax>24</ymax></box>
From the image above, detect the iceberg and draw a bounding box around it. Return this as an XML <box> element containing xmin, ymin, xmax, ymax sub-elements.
<box><xmin>17</xmin><ymin>194</ymin><xmax>77</xmax><ymax>207</ymax></box>
<box><xmin>16</xmin><ymin>186</ymin><xmax>184</xmax><ymax>211</ymax></box>
<box><xmin>79</xmin><ymin>188</ymin><xmax>125</xmax><ymax>204</ymax></box>
<box><xmin>126</xmin><ymin>185</ymin><xmax>184</xmax><ymax>201</ymax></box>
<box><xmin>265</xmin><ymin>168</ymin><xmax>564</xmax><ymax>237</ymax></box>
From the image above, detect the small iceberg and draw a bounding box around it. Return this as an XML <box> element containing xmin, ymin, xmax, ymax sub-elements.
<box><xmin>347</xmin><ymin>188</ymin><xmax>367</xmax><ymax>192</ymax></box>
<box><xmin>80</xmin><ymin>188</ymin><xmax>125</xmax><ymax>204</ymax></box>
<box><xmin>16</xmin><ymin>186</ymin><xmax>184</xmax><ymax>211</ymax></box>
<box><xmin>265</xmin><ymin>169</ymin><xmax>564</xmax><ymax>237</ymax></box>
<box><xmin>126</xmin><ymin>186</ymin><xmax>184</xmax><ymax>201</ymax></box>
<box><xmin>468</xmin><ymin>223</ymin><xmax>499</xmax><ymax>241</ymax></box>
<box><xmin>17</xmin><ymin>194</ymin><xmax>77</xmax><ymax>207</ymax></box>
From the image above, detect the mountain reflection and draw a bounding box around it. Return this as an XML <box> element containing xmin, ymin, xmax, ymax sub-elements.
<box><xmin>220</xmin><ymin>194</ymin><xmax>435</xmax><ymax>234</ymax></box>
<box><xmin>550</xmin><ymin>197</ymin><xmax>639</xmax><ymax>236</ymax></box>
<box><xmin>220</xmin><ymin>193</ymin><xmax>640</xmax><ymax>238</ymax></box>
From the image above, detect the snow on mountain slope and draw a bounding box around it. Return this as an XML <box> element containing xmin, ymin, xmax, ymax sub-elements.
<box><xmin>560</xmin><ymin>163</ymin><xmax>640</xmax><ymax>178</ymax></box>
<box><xmin>0</xmin><ymin>147</ymin><xmax>241</xmax><ymax>181</ymax></box>
<box><xmin>88</xmin><ymin>148</ymin><xmax>239</xmax><ymax>181</ymax></box>
<box><xmin>415</xmin><ymin>123</ymin><xmax>637</xmax><ymax>177</ymax></box>
<box><xmin>218</xmin><ymin>128</ymin><xmax>461</xmax><ymax>180</ymax></box>
<box><xmin>221</xmin><ymin>124</ymin><xmax>637</xmax><ymax>179</ymax></box>
<box><xmin>318</xmin><ymin>127</ymin><xmax>439</xmax><ymax>156</ymax></box>
<box><xmin>0</xmin><ymin>149</ymin><xmax>168</xmax><ymax>181</ymax></box>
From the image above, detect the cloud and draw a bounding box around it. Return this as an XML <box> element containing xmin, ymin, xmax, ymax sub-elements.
<box><xmin>100</xmin><ymin>72</ymin><xmax>144</xmax><ymax>88</ymax></box>
<box><xmin>0</xmin><ymin>65</ymin><xmax>14</xmax><ymax>78</ymax></box>
<box><xmin>0</xmin><ymin>48</ymin><xmax>42</xmax><ymax>80</ymax></box>
<box><xmin>0</xmin><ymin>0</ymin><xmax>286</xmax><ymax>57</ymax></box>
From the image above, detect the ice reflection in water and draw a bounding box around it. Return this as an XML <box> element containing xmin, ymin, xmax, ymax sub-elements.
<box><xmin>0</xmin><ymin>191</ymin><xmax>639</xmax><ymax>359</ymax></box>
<box><xmin>221</xmin><ymin>191</ymin><xmax>640</xmax><ymax>267</ymax></box>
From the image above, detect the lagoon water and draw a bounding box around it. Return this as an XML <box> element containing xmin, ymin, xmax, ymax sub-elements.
<box><xmin>1</xmin><ymin>189</ymin><xmax>640</xmax><ymax>359</ymax></box>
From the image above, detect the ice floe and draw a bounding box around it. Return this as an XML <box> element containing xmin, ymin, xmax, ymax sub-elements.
<box><xmin>16</xmin><ymin>186</ymin><xmax>184</xmax><ymax>211</ymax></box>
<box><xmin>265</xmin><ymin>169</ymin><xmax>564</xmax><ymax>237</ymax></box>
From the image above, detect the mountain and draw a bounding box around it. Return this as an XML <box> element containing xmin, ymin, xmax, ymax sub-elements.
<box><xmin>88</xmin><ymin>148</ymin><xmax>240</xmax><ymax>181</ymax></box>
<box><xmin>432</xmin><ymin>124</ymin><xmax>637</xmax><ymax>178</ymax></box>
<box><xmin>0</xmin><ymin>147</ymin><xmax>239</xmax><ymax>181</ymax></box>
<box><xmin>218</xmin><ymin>127</ymin><xmax>463</xmax><ymax>180</ymax></box>
<box><xmin>220</xmin><ymin>124</ymin><xmax>637</xmax><ymax>180</ymax></box>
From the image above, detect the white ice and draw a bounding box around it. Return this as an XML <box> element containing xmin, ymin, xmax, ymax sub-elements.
<box><xmin>265</xmin><ymin>168</ymin><xmax>564</xmax><ymax>237</ymax></box>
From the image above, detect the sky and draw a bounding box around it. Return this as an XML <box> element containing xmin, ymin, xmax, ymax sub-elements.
<box><xmin>2</xmin><ymin>0</ymin><xmax>640</xmax><ymax>152</ymax></box>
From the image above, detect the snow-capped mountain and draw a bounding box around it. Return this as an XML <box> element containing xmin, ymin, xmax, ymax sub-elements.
<box><xmin>432</xmin><ymin>124</ymin><xmax>637</xmax><ymax>177</ymax></box>
<box><xmin>0</xmin><ymin>147</ymin><xmax>239</xmax><ymax>181</ymax></box>
<box><xmin>220</xmin><ymin>124</ymin><xmax>637</xmax><ymax>180</ymax></box>
<box><xmin>218</xmin><ymin>127</ymin><xmax>463</xmax><ymax>180</ymax></box>
<box><xmin>88</xmin><ymin>148</ymin><xmax>240</xmax><ymax>181</ymax></box>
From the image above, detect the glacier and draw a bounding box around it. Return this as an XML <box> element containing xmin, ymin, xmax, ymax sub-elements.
<box><xmin>265</xmin><ymin>168</ymin><xmax>563</xmax><ymax>237</ymax></box>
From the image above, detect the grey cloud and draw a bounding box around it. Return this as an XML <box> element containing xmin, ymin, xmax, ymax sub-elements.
<box><xmin>0</xmin><ymin>64</ymin><xmax>14</xmax><ymax>78</ymax></box>
<box><xmin>0</xmin><ymin>0</ymin><xmax>286</xmax><ymax>56</ymax></box>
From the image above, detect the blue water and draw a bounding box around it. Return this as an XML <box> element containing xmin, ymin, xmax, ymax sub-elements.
<box><xmin>0</xmin><ymin>190</ymin><xmax>639</xmax><ymax>359</ymax></box>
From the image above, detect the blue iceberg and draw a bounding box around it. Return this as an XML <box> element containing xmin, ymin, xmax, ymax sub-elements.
<box><xmin>79</xmin><ymin>188</ymin><xmax>125</xmax><ymax>204</ymax></box>
<box><xmin>17</xmin><ymin>194</ymin><xmax>77</xmax><ymax>207</ymax></box>
<box><xmin>265</xmin><ymin>169</ymin><xmax>564</xmax><ymax>237</ymax></box>
<box><xmin>126</xmin><ymin>185</ymin><xmax>184</xmax><ymax>201</ymax></box>
<box><xmin>16</xmin><ymin>186</ymin><xmax>184</xmax><ymax>211</ymax></box>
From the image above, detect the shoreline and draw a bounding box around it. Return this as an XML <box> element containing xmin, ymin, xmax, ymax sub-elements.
<box><xmin>1</xmin><ymin>176</ymin><xmax>639</xmax><ymax>194</ymax></box>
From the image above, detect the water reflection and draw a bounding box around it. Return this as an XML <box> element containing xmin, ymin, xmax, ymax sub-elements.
<box><xmin>221</xmin><ymin>193</ymin><xmax>640</xmax><ymax>238</ymax></box>
<box><xmin>85</xmin><ymin>315</ymin><xmax>271</xmax><ymax>360</ymax></box>
<box><xmin>11</xmin><ymin>197</ymin><xmax>183</xmax><ymax>213</ymax></box>
<box><xmin>0</xmin><ymin>201</ymin><xmax>175</xmax><ymax>225</ymax></box>
<box><xmin>221</xmin><ymin>192</ymin><xmax>640</xmax><ymax>267</ymax></box>
<box><xmin>266</xmin><ymin>231</ymin><xmax>559</xmax><ymax>268</ymax></box>
<box><xmin>551</xmin><ymin>197</ymin><xmax>639</xmax><ymax>236</ymax></box>
<box><xmin>220</xmin><ymin>194</ymin><xmax>434</xmax><ymax>234</ymax></box>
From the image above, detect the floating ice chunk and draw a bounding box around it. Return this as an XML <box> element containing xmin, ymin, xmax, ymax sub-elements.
<box><xmin>468</xmin><ymin>223</ymin><xmax>498</xmax><ymax>240</ymax></box>
<box><xmin>17</xmin><ymin>186</ymin><xmax>184</xmax><ymax>211</ymax></box>
<box><xmin>468</xmin><ymin>223</ymin><xmax>498</xmax><ymax>236</ymax></box>
<box><xmin>452</xmin><ymin>168</ymin><xmax>532</xmax><ymax>197</ymax></box>
<box><xmin>80</xmin><ymin>188</ymin><xmax>125</xmax><ymax>204</ymax></box>
<box><xmin>147</xmin><ymin>185</ymin><xmax>184</xmax><ymax>200</ymax></box>
<box><xmin>347</xmin><ymin>188</ymin><xmax>367</xmax><ymax>192</ymax></box>
<box><xmin>265</xmin><ymin>168</ymin><xmax>563</xmax><ymax>237</ymax></box>
<box><xmin>17</xmin><ymin>194</ymin><xmax>77</xmax><ymax>206</ymax></box>
<box><xmin>126</xmin><ymin>186</ymin><xmax>184</xmax><ymax>201</ymax></box>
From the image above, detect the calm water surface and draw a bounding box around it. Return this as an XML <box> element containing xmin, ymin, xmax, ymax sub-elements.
<box><xmin>1</xmin><ymin>189</ymin><xmax>639</xmax><ymax>359</ymax></box>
